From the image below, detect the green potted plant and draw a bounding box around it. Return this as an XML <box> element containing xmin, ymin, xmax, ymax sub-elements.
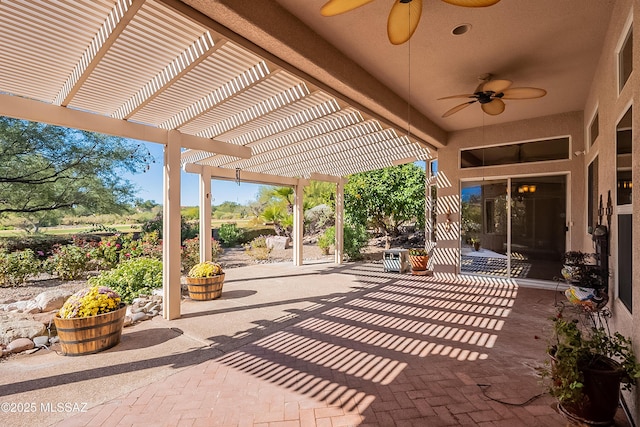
<box><xmin>408</xmin><ymin>248</ymin><xmax>429</xmax><ymax>272</ymax></box>
<box><xmin>185</xmin><ymin>261</ymin><xmax>225</xmax><ymax>301</ymax></box>
<box><xmin>54</xmin><ymin>286</ymin><xmax>126</xmax><ymax>356</ymax></box>
<box><xmin>543</xmin><ymin>307</ymin><xmax>640</xmax><ymax>425</ymax></box>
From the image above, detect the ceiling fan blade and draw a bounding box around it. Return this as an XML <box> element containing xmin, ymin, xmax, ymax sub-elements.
<box><xmin>387</xmin><ymin>0</ymin><xmax>423</xmax><ymax>45</ymax></box>
<box><xmin>482</xmin><ymin>79</ymin><xmax>512</xmax><ymax>93</ymax></box>
<box><xmin>320</xmin><ymin>0</ymin><xmax>374</xmax><ymax>16</ymax></box>
<box><xmin>482</xmin><ymin>99</ymin><xmax>505</xmax><ymax>115</ymax></box>
<box><xmin>501</xmin><ymin>87</ymin><xmax>547</xmax><ymax>99</ymax></box>
<box><xmin>437</xmin><ymin>93</ymin><xmax>475</xmax><ymax>100</ymax></box>
<box><xmin>441</xmin><ymin>0</ymin><xmax>501</xmax><ymax>7</ymax></box>
<box><xmin>442</xmin><ymin>101</ymin><xmax>476</xmax><ymax>118</ymax></box>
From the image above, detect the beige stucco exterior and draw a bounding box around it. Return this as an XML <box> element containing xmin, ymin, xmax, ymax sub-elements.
<box><xmin>432</xmin><ymin>0</ymin><xmax>639</xmax><ymax>419</ymax></box>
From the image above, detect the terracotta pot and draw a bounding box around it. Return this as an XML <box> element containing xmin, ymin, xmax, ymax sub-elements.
<box><xmin>409</xmin><ymin>255</ymin><xmax>428</xmax><ymax>271</ymax></box>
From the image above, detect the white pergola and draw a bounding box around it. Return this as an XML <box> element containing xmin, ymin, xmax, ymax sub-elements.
<box><xmin>0</xmin><ymin>0</ymin><xmax>436</xmax><ymax>319</ymax></box>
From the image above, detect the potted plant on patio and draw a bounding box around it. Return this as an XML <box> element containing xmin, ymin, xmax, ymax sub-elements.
<box><xmin>54</xmin><ymin>286</ymin><xmax>126</xmax><ymax>356</ymax></box>
<box><xmin>408</xmin><ymin>248</ymin><xmax>429</xmax><ymax>273</ymax></box>
<box><xmin>185</xmin><ymin>261</ymin><xmax>225</xmax><ymax>301</ymax></box>
<box><xmin>543</xmin><ymin>307</ymin><xmax>640</xmax><ymax>425</ymax></box>
<box><xmin>470</xmin><ymin>237</ymin><xmax>481</xmax><ymax>251</ymax></box>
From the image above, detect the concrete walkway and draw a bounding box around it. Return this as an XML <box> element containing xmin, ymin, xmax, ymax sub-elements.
<box><xmin>0</xmin><ymin>261</ymin><xmax>631</xmax><ymax>426</ymax></box>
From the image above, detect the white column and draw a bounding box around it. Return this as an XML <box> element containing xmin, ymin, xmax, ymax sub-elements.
<box><xmin>162</xmin><ymin>130</ymin><xmax>182</xmax><ymax>320</ymax></box>
<box><xmin>293</xmin><ymin>180</ymin><xmax>304</xmax><ymax>266</ymax></box>
<box><xmin>334</xmin><ymin>178</ymin><xmax>344</xmax><ymax>264</ymax></box>
<box><xmin>199</xmin><ymin>171</ymin><xmax>212</xmax><ymax>262</ymax></box>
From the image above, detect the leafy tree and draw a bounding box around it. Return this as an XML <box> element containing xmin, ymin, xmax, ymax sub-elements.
<box><xmin>0</xmin><ymin>117</ymin><xmax>153</xmax><ymax>217</ymax></box>
<box><xmin>304</xmin><ymin>180</ymin><xmax>335</xmax><ymax>208</ymax></box>
<box><xmin>344</xmin><ymin>164</ymin><xmax>425</xmax><ymax>237</ymax></box>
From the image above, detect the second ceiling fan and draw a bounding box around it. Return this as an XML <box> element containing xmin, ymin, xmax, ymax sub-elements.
<box><xmin>321</xmin><ymin>0</ymin><xmax>501</xmax><ymax>45</ymax></box>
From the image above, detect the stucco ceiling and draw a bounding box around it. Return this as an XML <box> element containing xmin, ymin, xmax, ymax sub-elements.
<box><xmin>188</xmin><ymin>0</ymin><xmax>616</xmax><ymax>133</ymax></box>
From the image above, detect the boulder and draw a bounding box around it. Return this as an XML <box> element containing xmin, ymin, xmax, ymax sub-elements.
<box><xmin>0</xmin><ymin>318</ymin><xmax>46</xmax><ymax>346</ymax></box>
<box><xmin>6</xmin><ymin>338</ymin><xmax>35</xmax><ymax>353</ymax></box>
<box><xmin>35</xmin><ymin>289</ymin><xmax>74</xmax><ymax>312</ymax></box>
<box><xmin>266</xmin><ymin>235</ymin><xmax>291</xmax><ymax>250</ymax></box>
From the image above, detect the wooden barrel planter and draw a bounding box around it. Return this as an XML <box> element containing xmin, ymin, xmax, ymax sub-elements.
<box><xmin>53</xmin><ymin>303</ymin><xmax>126</xmax><ymax>356</ymax></box>
<box><xmin>186</xmin><ymin>274</ymin><xmax>225</xmax><ymax>301</ymax></box>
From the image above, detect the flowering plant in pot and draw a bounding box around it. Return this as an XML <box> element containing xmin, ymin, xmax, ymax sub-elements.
<box><xmin>185</xmin><ymin>261</ymin><xmax>225</xmax><ymax>301</ymax></box>
<box><xmin>543</xmin><ymin>307</ymin><xmax>640</xmax><ymax>425</ymax></box>
<box><xmin>54</xmin><ymin>286</ymin><xmax>126</xmax><ymax>356</ymax></box>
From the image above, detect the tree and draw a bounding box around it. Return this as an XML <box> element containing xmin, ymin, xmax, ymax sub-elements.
<box><xmin>344</xmin><ymin>163</ymin><xmax>425</xmax><ymax>237</ymax></box>
<box><xmin>0</xmin><ymin>117</ymin><xmax>153</xmax><ymax>218</ymax></box>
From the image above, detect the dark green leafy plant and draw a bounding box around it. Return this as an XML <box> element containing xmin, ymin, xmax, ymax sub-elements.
<box><xmin>543</xmin><ymin>307</ymin><xmax>640</xmax><ymax>404</ymax></box>
<box><xmin>45</xmin><ymin>244</ymin><xmax>90</xmax><ymax>280</ymax></box>
<box><xmin>218</xmin><ymin>223</ymin><xmax>242</xmax><ymax>247</ymax></box>
<box><xmin>88</xmin><ymin>257</ymin><xmax>162</xmax><ymax>303</ymax></box>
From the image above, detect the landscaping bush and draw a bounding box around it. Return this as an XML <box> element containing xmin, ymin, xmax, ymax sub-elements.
<box><xmin>218</xmin><ymin>223</ymin><xmax>242</xmax><ymax>247</ymax></box>
<box><xmin>0</xmin><ymin>249</ymin><xmax>40</xmax><ymax>286</ymax></box>
<box><xmin>240</xmin><ymin>227</ymin><xmax>276</xmax><ymax>244</ymax></box>
<box><xmin>181</xmin><ymin>236</ymin><xmax>223</xmax><ymax>273</ymax></box>
<box><xmin>244</xmin><ymin>235</ymin><xmax>271</xmax><ymax>261</ymax></box>
<box><xmin>45</xmin><ymin>244</ymin><xmax>91</xmax><ymax>280</ymax></box>
<box><xmin>317</xmin><ymin>226</ymin><xmax>335</xmax><ymax>254</ymax></box>
<box><xmin>0</xmin><ymin>234</ymin><xmax>73</xmax><ymax>257</ymax></box>
<box><xmin>344</xmin><ymin>222</ymin><xmax>369</xmax><ymax>260</ymax></box>
<box><xmin>88</xmin><ymin>257</ymin><xmax>163</xmax><ymax>304</ymax></box>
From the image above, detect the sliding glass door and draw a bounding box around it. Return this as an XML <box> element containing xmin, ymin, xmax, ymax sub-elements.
<box><xmin>461</xmin><ymin>175</ymin><xmax>567</xmax><ymax>281</ymax></box>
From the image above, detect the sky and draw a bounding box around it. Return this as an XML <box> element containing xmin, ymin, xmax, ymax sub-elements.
<box><xmin>122</xmin><ymin>141</ymin><xmax>267</xmax><ymax>206</ymax></box>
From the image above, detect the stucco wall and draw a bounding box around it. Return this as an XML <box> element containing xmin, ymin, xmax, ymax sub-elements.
<box><xmin>582</xmin><ymin>0</ymin><xmax>638</xmax><ymax>420</ymax></box>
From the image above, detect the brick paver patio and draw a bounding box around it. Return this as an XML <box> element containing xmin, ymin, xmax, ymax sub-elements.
<box><xmin>0</xmin><ymin>262</ymin><xmax>631</xmax><ymax>426</ymax></box>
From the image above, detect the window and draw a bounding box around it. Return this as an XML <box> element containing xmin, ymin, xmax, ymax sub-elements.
<box><xmin>589</xmin><ymin>111</ymin><xmax>599</xmax><ymax>147</ymax></box>
<box><xmin>619</xmin><ymin>25</ymin><xmax>633</xmax><ymax>92</ymax></box>
<box><xmin>587</xmin><ymin>157</ymin><xmax>598</xmax><ymax>232</ymax></box>
<box><xmin>461</xmin><ymin>137</ymin><xmax>570</xmax><ymax>168</ymax></box>
<box><xmin>616</xmin><ymin>107</ymin><xmax>632</xmax><ymax>206</ymax></box>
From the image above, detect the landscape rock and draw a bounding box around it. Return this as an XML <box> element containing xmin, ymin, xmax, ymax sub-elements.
<box><xmin>6</xmin><ymin>338</ymin><xmax>35</xmax><ymax>354</ymax></box>
<box><xmin>266</xmin><ymin>236</ymin><xmax>291</xmax><ymax>250</ymax></box>
<box><xmin>34</xmin><ymin>289</ymin><xmax>73</xmax><ymax>312</ymax></box>
<box><xmin>0</xmin><ymin>318</ymin><xmax>46</xmax><ymax>346</ymax></box>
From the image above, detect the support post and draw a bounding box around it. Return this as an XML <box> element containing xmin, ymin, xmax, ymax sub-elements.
<box><xmin>162</xmin><ymin>130</ymin><xmax>182</xmax><ymax>320</ymax></box>
<box><xmin>293</xmin><ymin>180</ymin><xmax>304</xmax><ymax>266</ymax></box>
<box><xmin>335</xmin><ymin>178</ymin><xmax>344</xmax><ymax>264</ymax></box>
<box><xmin>199</xmin><ymin>170</ymin><xmax>212</xmax><ymax>262</ymax></box>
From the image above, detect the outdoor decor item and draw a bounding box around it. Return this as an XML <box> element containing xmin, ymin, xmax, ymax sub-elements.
<box><xmin>54</xmin><ymin>286</ymin><xmax>126</xmax><ymax>356</ymax></box>
<box><xmin>560</xmin><ymin>251</ymin><xmax>608</xmax><ymax>311</ymax></box>
<box><xmin>408</xmin><ymin>248</ymin><xmax>429</xmax><ymax>273</ymax></box>
<box><xmin>543</xmin><ymin>306</ymin><xmax>640</xmax><ymax>425</ymax></box>
<box><xmin>186</xmin><ymin>261</ymin><xmax>225</xmax><ymax>301</ymax></box>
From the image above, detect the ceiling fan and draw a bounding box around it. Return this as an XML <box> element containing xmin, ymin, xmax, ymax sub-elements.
<box><xmin>320</xmin><ymin>0</ymin><xmax>501</xmax><ymax>45</ymax></box>
<box><xmin>439</xmin><ymin>74</ymin><xmax>547</xmax><ymax>117</ymax></box>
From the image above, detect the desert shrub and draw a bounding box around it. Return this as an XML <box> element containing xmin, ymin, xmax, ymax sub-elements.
<box><xmin>181</xmin><ymin>236</ymin><xmax>223</xmax><ymax>272</ymax></box>
<box><xmin>317</xmin><ymin>226</ymin><xmax>335</xmax><ymax>254</ymax></box>
<box><xmin>0</xmin><ymin>235</ymin><xmax>72</xmax><ymax>257</ymax></box>
<box><xmin>218</xmin><ymin>223</ymin><xmax>242</xmax><ymax>247</ymax></box>
<box><xmin>245</xmin><ymin>235</ymin><xmax>272</xmax><ymax>261</ymax></box>
<box><xmin>305</xmin><ymin>204</ymin><xmax>334</xmax><ymax>234</ymax></box>
<box><xmin>141</xmin><ymin>213</ymin><xmax>198</xmax><ymax>242</ymax></box>
<box><xmin>241</xmin><ymin>227</ymin><xmax>276</xmax><ymax>244</ymax></box>
<box><xmin>0</xmin><ymin>249</ymin><xmax>40</xmax><ymax>286</ymax></box>
<box><xmin>88</xmin><ymin>257</ymin><xmax>162</xmax><ymax>303</ymax></box>
<box><xmin>44</xmin><ymin>244</ymin><xmax>91</xmax><ymax>280</ymax></box>
<box><xmin>344</xmin><ymin>222</ymin><xmax>369</xmax><ymax>260</ymax></box>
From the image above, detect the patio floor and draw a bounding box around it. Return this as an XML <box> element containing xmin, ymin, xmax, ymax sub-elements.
<box><xmin>0</xmin><ymin>261</ymin><xmax>632</xmax><ymax>426</ymax></box>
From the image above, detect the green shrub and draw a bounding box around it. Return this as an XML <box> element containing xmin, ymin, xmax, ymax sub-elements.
<box><xmin>318</xmin><ymin>227</ymin><xmax>335</xmax><ymax>254</ymax></box>
<box><xmin>45</xmin><ymin>244</ymin><xmax>91</xmax><ymax>280</ymax></box>
<box><xmin>181</xmin><ymin>236</ymin><xmax>222</xmax><ymax>273</ymax></box>
<box><xmin>344</xmin><ymin>222</ymin><xmax>369</xmax><ymax>260</ymax></box>
<box><xmin>241</xmin><ymin>227</ymin><xmax>276</xmax><ymax>244</ymax></box>
<box><xmin>0</xmin><ymin>249</ymin><xmax>40</xmax><ymax>286</ymax></box>
<box><xmin>218</xmin><ymin>223</ymin><xmax>242</xmax><ymax>247</ymax></box>
<box><xmin>0</xmin><ymin>234</ymin><xmax>72</xmax><ymax>257</ymax></box>
<box><xmin>88</xmin><ymin>257</ymin><xmax>163</xmax><ymax>304</ymax></box>
<box><xmin>245</xmin><ymin>235</ymin><xmax>271</xmax><ymax>261</ymax></box>
<box><xmin>141</xmin><ymin>213</ymin><xmax>198</xmax><ymax>242</ymax></box>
